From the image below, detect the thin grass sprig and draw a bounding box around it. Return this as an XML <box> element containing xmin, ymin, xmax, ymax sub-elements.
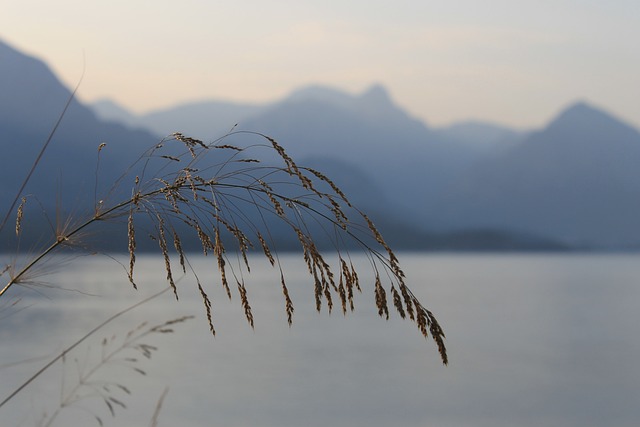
<box><xmin>0</xmin><ymin>287</ymin><xmax>174</xmax><ymax>410</ymax></box>
<box><xmin>39</xmin><ymin>313</ymin><xmax>192</xmax><ymax>427</ymax></box>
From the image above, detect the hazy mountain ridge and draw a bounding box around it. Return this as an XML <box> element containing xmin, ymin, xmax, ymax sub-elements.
<box><xmin>108</xmin><ymin>91</ymin><xmax>640</xmax><ymax>248</ymax></box>
<box><xmin>92</xmin><ymin>83</ymin><xmax>517</xmax><ymax>225</ymax></box>
<box><xmin>92</xmin><ymin>98</ymin><xmax>266</xmax><ymax>138</ymax></box>
<box><xmin>429</xmin><ymin>102</ymin><xmax>640</xmax><ymax>247</ymax></box>
<box><xmin>0</xmin><ymin>40</ymin><xmax>159</xmax><ymax>209</ymax></box>
<box><xmin>229</xmin><ymin>84</ymin><xmax>525</xmax><ymax>226</ymax></box>
<box><xmin>0</xmin><ymin>39</ymin><xmax>444</xmax><ymax>251</ymax></box>
<box><xmin>5</xmin><ymin>37</ymin><xmax>640</xmax><ymax>250</ymax></box>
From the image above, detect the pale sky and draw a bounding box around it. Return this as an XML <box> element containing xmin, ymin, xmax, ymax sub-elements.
<box><xmin>1</xmin><ymin>0</ymin><xmax>638</xmax><ymax>129</ymax></box>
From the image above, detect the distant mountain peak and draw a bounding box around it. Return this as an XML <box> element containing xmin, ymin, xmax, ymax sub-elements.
<box><xmin>565</xmin><ymin>100</ymin><xmax>594</xmax><ymax>111</ymax></box>
<box><xmin>359</xmin><ymin>84</ymin><xmax>392</xmax><ymax>104</ymax></box>
<box><xmin>284</xmin><ymin>83</ymin><xmax>396</xmax><ymax>109</ymax></box>
<box><xmin>557</xmin><ymin>100</ymin><xmax>603</xmax><ymax>119</ymax></box>
<box><xmin>549</xmin><ymin>100</ymin><xmax>636</xmax><ymax>134</ymax></box>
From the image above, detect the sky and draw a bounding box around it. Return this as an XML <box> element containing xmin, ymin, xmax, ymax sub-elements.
<box><xmin>1</xmin><ymin>0</ymin><xmax>639</xmax><ymax>129</ymax></box>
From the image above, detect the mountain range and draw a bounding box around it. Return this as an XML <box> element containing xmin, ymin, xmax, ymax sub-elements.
<box><xmin>3</xmin><ymin>37</ymin><xmax>640</xmax><ymax>250</ymax></box>
<box><xmin>93</xmin><ymin>84</ymin><xmax>527</xmax><ymax>226</ymax></box>
<box><xmin>0</xmin><ymin>40</ymin><xmax>157</xmax><ymax>207</ymax></box>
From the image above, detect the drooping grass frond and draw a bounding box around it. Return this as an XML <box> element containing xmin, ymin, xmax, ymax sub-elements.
<box><xmin>0</xmin><ymin>131</ymin><xmax>447</xmax><ymax>364</ymax></box>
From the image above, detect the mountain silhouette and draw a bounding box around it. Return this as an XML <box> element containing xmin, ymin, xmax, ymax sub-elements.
<box><xmin>429</xmin><ymin>101</ymin><xmax>640</xmax><ymax>248</ymax></box>
<box><xmin>90</xmin><ymin>78</ymin><xmax>640</xmax><ymax>249</ymax></box>
<box><xmin>0</xmin><ymin>39</ymin><xmax>158</xmax><ymax>207</ymax></box>
<box><xmin>238</xmin><ymin>84</ymin><xmax>512</xmax><ymax>224</ymax></box>
<box><xmin>92</xmin><ymin>84</ymin><xmax>522</xmax><ymax>222</ymax></box>
<box><xmin>9</xmin><ymin>37</ymin><xmax>638</xmax><ymax>250</ymax></box>
<box><xmin>0</xmin><ymin>39</ymin><xmax>439</xmax><ymax>250</ymax></box>
<box><xmin>89</xmin><ymin>76</ymin><xmax>640</xmax><ymax>249</ymax></box>
<box><xmin>0</xmin><ymin>39</ymin><xmax>160</xmax><ymax>249</ymax></box>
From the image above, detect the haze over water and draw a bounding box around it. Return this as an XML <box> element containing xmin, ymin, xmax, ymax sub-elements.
<box><xmin>1</xmin><ymin>253</ymin><xmax>639</xmax><ymax>427</ymax></box>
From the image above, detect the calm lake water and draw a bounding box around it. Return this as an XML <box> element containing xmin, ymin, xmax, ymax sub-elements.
<box><xmin>1</xmin><ymin>253</ymin><xmax>639</xmax><ymax>427</ymax></box>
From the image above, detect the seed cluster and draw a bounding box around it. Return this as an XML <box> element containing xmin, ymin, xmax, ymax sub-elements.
<box><xmin>11</xmin><ymin>131</ymin><xmax>447</xmax><ymax>364</ymax></box>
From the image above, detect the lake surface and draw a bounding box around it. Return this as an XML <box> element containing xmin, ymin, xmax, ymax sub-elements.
<box><xmin>1</xmin><ymin>253</ymin><xmax>639</xmax><ymax>426</ymax></box>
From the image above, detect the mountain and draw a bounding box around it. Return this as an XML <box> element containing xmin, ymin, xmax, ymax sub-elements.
<box><xmin>428</xmin><ymin>101</ymin><xmax>640</xmax><ymax>248</ymax></box>
<box><xmin>237</xmin><ymin>84</ymin><xmax>517</xmax><ymax>224</ymax></box>
<box><xmin>434</xmin><ymin>120</ymin><xmax>528</xmax><ymax>153</ymax></box>
<box><xmin>92</xmin><ymin>98</ymin><xmax>265</xmax><ymax>139</ymax></box>
<box><xmin>1</xmin><ymin>40</ymin><xmax>162</xmax><ymax>203</ymax></box>
<box><xmin>0</xmin><ymin>39</ymin><xmax>164</xmax><ymax>250</ymax></box>
<box><xmin>89</xmin><ymin>78</ymin><xmax>640</xmax><ymax>249</ymax></box>
<box><xmin>91</xmin><ymin>84</ymin><xmax>514</xmax><ymax>226</ymax></box>
<box><xmin>91</xmin><ymin>99</ymin><xmax>143</xmax><ymax>129</ymax></box>
<box><xmin>0</xmin><ymin>40</ymin><xmax>445</xmax><ymax>251</ymax></box>
<box><xmin>11</xmin><ymin>37</ymin><xmax>638</xmax><ymax>249</ymax></box>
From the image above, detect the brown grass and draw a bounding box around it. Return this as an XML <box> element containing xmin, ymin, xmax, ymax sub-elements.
<box><xmin>1</xmin><ymin>130</ymin><xmax>447</xmax><ymax>364</ymax></box>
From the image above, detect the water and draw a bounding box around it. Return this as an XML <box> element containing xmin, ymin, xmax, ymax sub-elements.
<box><xmin>1</xmin><ymin>253</ymin><xmax>639</xmax><ymax>426</ymax></box>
